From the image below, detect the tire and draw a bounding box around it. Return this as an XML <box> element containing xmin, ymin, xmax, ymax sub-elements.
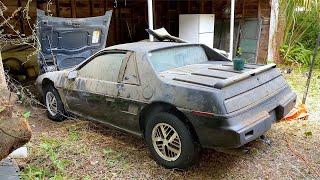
<box><xmin>43</xmin><ymin>85</ymin><xmax>66</xmax><ymax>121</ymax></box>
<box><xmin>145</xmin><ymin>112</ymin><xmax>200</xmax><ymax>169</ymax></box>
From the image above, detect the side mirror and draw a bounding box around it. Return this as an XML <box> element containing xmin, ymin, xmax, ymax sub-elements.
<box><xmin>67</xmin><ymin>70</ymin><xmax>78</xmax><ymax>80</ymax></box>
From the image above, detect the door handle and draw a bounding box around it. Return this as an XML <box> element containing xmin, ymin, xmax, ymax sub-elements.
<box><xmin>105</xmin><ymin>97</ymin><xmax>115</xmax><ymax>102</ymax></box>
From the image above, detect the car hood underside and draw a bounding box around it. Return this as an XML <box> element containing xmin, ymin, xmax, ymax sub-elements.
<box><xmin>37</xmin><ymin>9</ymin><xmax>112</xmax><ymax>73</ymax></box>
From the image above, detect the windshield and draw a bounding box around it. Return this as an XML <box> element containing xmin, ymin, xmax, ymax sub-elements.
<box><xmin>149</xmin><ymin>45</ymin><xmax>208</xmax><ymax>72</ymax></box>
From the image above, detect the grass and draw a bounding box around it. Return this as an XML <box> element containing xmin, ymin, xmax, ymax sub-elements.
<box><xmin>15</xmin><ymin>67</ymin><xmax>320</xmax><ymax>179</ymax></box>
<box><xmin>282</xmin><ymin>66</ymin><xmax>320</xmax><ymax>119</ymax></box>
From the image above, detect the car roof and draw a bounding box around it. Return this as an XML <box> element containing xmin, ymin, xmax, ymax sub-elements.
<box><xmin>104</xmin><ymin>41</ymin><xmax>200</xmax><ymax>53</ymax></box>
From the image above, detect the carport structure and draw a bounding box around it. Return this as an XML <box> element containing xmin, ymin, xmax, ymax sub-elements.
<box><xmin>1</xmin><ymin>0</ymin><xmax>280</xmax><ymax>80</ymax></box>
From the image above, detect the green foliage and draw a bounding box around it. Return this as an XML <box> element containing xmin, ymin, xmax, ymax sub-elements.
<box><xmin>23</xmin><ymin>111</ymin><xmax>31</xmax><ymax>119</ymax></box>
<box><xmin>21</xmin><ymin>165</ymin><xmax>48</xmax><ymax>180</ymax></box>
<box><xmin>280</xmin><ymin>0</ymin><xmax>320</xmax><ymax>67</ymax></box>
<box><xmin>21</xmin><ymin>138</ymin><xmax>70</xmax><ymax>179</ymax></box>
<box><xmin>304</xmin><ymin>131</ymin><xmax>313</xmax><ymax>136</ymax></box>
<box><xmin>40</xmin><ymin>141</ymin><xmax>70</xmax><ymax>172</ymax></box>
<box><xmin>236</xmin><ymin>47</ymin><xmax>243</xmax><ymax>57</ymax></box>
<box><xmin>280</xmin><ymin>43</ymin><xmax>319</xmax><ymax>66</ymax></box>
<box><xmin>67</xmin><ymin>125</ymin><xmax>80</xmax><ymax>141</ymax></box>
<box><xmin>0</xmin><ymin>106</ymin><xmax>5</xmax><ymax>113</ymax></box>
<box><xmin>103</xmin><ymin>147</ymin><xmax>128</xmax><ymax>168</ymax></box>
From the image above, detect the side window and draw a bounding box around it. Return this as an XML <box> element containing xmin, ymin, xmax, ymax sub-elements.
<box><xmin>79</xmin><ymin>52</ymin><xmax>126</xmax><ymax>82</ymax></box>
<box><xmin>122</xmin><ymin>54</ymin><xmax>139</xmax><ymax>85</ymax></box>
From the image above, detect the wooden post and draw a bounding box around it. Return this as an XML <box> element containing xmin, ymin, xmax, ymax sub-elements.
<box><xmin>89</xmin><ymin>0</ymin><xmax>93</xmax><ymax>17</ymax></box>
<box><xmin>200</xmin><ymin>0</ymin><xmax>205</xmax><ymax>13</ymax></box>
<box><xmin>71</xmin><ymin>0</ymin><xmax>77</xmax><ymax>18</ymax></box>
<box><xmin>17</xmin><ymin>0</ymin><xmax>25</xmax><ymax>35</ymax></box>
<box><xmin>56</xmin><ymin>0</ymin><xmax>60</xmax><ymax>17</ymax></box>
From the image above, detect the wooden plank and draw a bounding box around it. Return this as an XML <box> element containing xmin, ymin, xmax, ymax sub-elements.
<box><xmin>200</xmin><ymin>0</ymin><xmax>205</xmax><ymax>13</ymax></box>
<box><xmin>89</xmin><ymin>0</ymin><xmax>93</xmax><ymax>17</ymax></box>
<box><xmin>17</xmin><ymin>0</ymin><xmax>24</xmax><ymax>35</ymax></box>
<box><xmin>71</xmin><ymin>0</ymin><xmax>76</xmax><ymax>17</ymax></box>
<box><xmin>56</xmin><ymin>0</ymin><xmax>60</xmax><ymax>16</ymax></box>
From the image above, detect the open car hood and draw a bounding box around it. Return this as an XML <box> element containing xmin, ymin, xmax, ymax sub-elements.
<box><xmin>37</xmin><ymin>9</ymin><xmax>112</xmax><ymax>73</ymax></box>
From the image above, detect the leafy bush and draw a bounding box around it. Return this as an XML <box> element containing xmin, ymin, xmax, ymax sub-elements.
<box><xmin>280</xmin><ymin>0</ymin><xmax>320</xmax><ymax>67</ymax></box>
<box><xmin>280</xmin><ymin>43</ymin><xmax>320</xmax><ymax>66</ymax></box>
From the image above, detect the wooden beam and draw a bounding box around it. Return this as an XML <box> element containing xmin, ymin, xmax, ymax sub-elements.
<box><xmin>118</xmin><ymin>7</ymin><xmax>121</xmax><ymax>42</ymax></box>
<box><xmin>104</xmin><ymin>0</ymin><xmax>107</xmax><ymax>12</ymax></box>
<box><xmin>258</xmin><ymin>0</ymin><xmax>261</xmax><ymax>19</ymax></box>
<box><xmin>55</xmin><ymin>0</ymin><xmax>60</xmax><ymax>17</ymax></box>
<box><xmin>17</xmin><ymin>0</ymin><xmax>24</xmax><ymax>35</ymax></box>
<box><xmin>71</xmin><ymin>0</ymin><xmax>77</xmax><ymax>18</ymax></box>
<box><xmin>89</xmin><ymin>0</ymin><xmax>93</xmax><ymax>17</ymax></box>
<box><xmin>114</xmin><ymin>7</ymin><xmax>118</xmax><ymax>43</ymax></box>
<box><xmin>200</xmin><ymin>0</ymin><xmax>205</xmax><ymax>13</ymax></box>
<box><xmin>153</xmin><ymin>0</ymin><xmax>157</xmax><ymax>29</ymax></box>
<box><xmin>211</xmin><ymin>0</ymin><xmax>215</xmax><ymax>13</ymax></box>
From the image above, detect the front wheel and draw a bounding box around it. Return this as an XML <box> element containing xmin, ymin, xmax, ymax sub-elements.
<box><xmin>145</xmin><ymin>112</ymin><xmax>200</xmax><ymax>169</ymax></box>
<box><xmin>44</xmin><ymin>85</ymin><xmax>66</xmax><ymax>122</ymax></box>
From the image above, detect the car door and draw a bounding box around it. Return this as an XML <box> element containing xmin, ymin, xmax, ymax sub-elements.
<box><xmin>64</xmin><ymin>51</ymin><xmax>129</xmax><ymax>123</ymax></box>
<box><xmin>115</xmin><ymin>53</ymin><xmax>145</xmax><ymax>134</ymax></box>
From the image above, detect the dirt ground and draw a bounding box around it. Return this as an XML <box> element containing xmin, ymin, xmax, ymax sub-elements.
<box><xmin>15</xmin><ymin>68</ymin><xmax>320</xmax><ymax>179</ymax></box>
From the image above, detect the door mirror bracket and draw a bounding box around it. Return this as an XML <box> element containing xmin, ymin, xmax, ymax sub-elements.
<box><xmin>67</xmin><ymin>70</ymin><xmax>78</xmax><ymax>80</ymax></box>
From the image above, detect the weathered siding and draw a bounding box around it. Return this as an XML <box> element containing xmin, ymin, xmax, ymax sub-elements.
<box><xmin>1</xmin><ymin>0</ymin><xmax>271</xmax><ymax>63</ymax></box>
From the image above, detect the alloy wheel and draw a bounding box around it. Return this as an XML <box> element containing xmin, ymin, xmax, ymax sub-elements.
<box><xmin>46</xmin><ymin>91</ymin><xmax>58</xmax><ymax>116</ymax></box>
<box><xmin>151</xmin><ymin>123</ymin><xmax>181</xmax><ymax>161</ymax></box>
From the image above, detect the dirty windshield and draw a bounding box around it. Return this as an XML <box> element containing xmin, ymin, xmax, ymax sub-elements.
<box><xmin>149</xmin><ymin>45</ymin><xmax>208</xmax><ymax>72</ymax></box>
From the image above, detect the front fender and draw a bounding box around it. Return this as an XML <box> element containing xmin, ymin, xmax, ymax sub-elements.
<box><xmin>36</xmin><ymin>71</ymin><xmax>67</xmax><ymax>95</ymax></box>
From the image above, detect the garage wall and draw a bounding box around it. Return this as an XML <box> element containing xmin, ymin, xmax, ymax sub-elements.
<box><xmin>1</xmin><ymin>0</ymin><xmax>271</xmax><ymax>63</ymax></box>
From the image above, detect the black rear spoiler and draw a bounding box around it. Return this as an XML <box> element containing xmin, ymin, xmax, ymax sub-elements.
<box><xmin>214</xmin><ymin>64</ymin><xmax>277</xmax><ymax>89</ymax></box>
<box><xmin>146</xmin><ymin>28</ymin><xmax>187</xmax><ymax>43</ymax></box>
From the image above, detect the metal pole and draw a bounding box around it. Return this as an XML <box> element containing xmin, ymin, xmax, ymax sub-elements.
<box><xmin>302</xmin><ymin>34</ymin><xmax>320</xmax><ymax>104</ymax></box>
<box><xmin>147</xmin><ymin>0</ymin><xmax>154</xmax><ymax>41</ymax></box>
<box><xmin>229</xmin><ymin>0</ymin><xmax>235</xmax><ymax>59</ymax></box>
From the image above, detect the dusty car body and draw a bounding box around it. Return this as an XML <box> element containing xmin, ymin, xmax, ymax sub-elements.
<box><xmin>36</xmin><ymin>42</ymin><xmax>296</xmax><ymax>168</ymax></box>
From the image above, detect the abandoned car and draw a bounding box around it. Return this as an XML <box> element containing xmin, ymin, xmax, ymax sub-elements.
<box><xmin>36</xmin><ymin>41</ymin><xmax>297</xmax><ymax>169</ymax></box>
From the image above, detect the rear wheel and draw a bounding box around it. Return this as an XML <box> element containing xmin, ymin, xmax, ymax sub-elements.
<box><xmin>44</xmin><ymin>85</ymin><xmax>66</xmax><ymax>121</ymax></box>
<box><xmin>145</xmin><ymin>112</ymin><xmax>199</xmax><ymax>169</ymax></box>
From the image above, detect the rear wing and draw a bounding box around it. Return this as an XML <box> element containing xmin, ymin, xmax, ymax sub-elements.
<box><xmin>146</xmin><ymin>28</ymin><xmax>187</xmax><ymax>43</ymax></box>
<box><xmin>213</xmin><ymin>64</ymin><xmax>277</xmax><ymax>89</ymax></box>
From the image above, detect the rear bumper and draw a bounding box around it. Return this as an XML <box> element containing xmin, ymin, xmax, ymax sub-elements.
<box><xmin>181</xmin><ymin>88</ymin><xmax>296</xmax><ymax>149</ymax></box>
